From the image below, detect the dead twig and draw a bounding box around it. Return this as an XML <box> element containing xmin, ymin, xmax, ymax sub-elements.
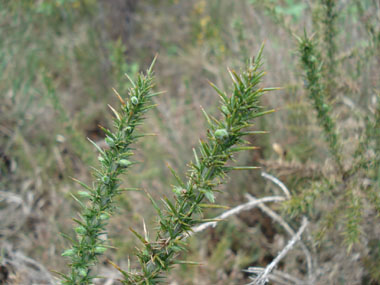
<box><xmin>249</xmin><ymin>217</ymin><xmax>308</xmax><ymax>285</ymax></box>
<box><xmin>187</xmin><ymin>196</ymin><xmax>285</xmax><ymax>237</ymax></box>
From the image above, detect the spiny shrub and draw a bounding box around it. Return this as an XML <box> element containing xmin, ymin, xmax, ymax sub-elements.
<box><xmin>297</xmin><ymin>33</ymin><xmax>343</xmax><ymax>171</ymax></box>
<box><xmin>61</xmin><ymin>46</ymin><xmax>275</xmax><ymax>284</ymax></box>
<box><xmin>320</xmin><ymin>0</ymin><xmax>338</xmax><ymax>89</ymax></box>
<box><xmin>60</xmin><ymin>58</ymin><xmax>159</xmax><ymax>284</ymax></box>
<box><xmin>118</xmin><ymin>46</ymin><xmax>274</xmax><ymax>284</ymax></box>
<box><xmin>286</xmin><ymin>31</ymin><xmax>380</xmax><ymax>253</ymax></box>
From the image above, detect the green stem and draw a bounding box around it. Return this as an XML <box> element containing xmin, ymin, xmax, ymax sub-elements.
<box><xmin>60</xmin><ymin>59</ymin><xmax>158</xmax><ymax>284</ymax></box>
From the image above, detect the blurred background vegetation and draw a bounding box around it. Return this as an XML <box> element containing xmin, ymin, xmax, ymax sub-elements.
<box><xmin>0</xmin><ymin>0</ymin><xmax>379</xmax><ymax>284</ymax></box>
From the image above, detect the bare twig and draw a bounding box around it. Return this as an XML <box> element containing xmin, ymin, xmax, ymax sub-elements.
<box><xmin>250</xmin><ymin>217</ymin><xmax>309</xmax><ymax>285</ymax></box>
<box><xmin>245</xmin><ymin>194</ymin><xmax>314</xmax><ymax>283</ymax></box>
<box><xmin>248</xmin><ymin>171</ymin><xmax>314</xmax><ymax>282</ymax></box>
<box><xmin>186</xmin><ymin>196</ymin><xmax>285</xmax><ymax>237</ymax></box>
<box><xmin>187</xmin><ymin>171</ymin><xmax>314</xmax><ymax>284</ymax></box>
<box><xmin>261</xmin><ymin>171</ymin><xmax>291</xmax><ymax>198</ymax></box>
<box><xmin>245</xmin><ymin>268</ymin><xmax>306</xmax><ymax>285</ymax></box>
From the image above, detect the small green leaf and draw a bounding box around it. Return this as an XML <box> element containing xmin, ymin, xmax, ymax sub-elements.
<box><xmin>94</xmin><ymin>246</ymin><xmax>107</xmax><ymax>254</ymax></box>
<box><xmin>62</xmin><ymin>249</ymin><xmax>75</xmax><ymax>257</ymax></box>
<box><xmin>78</xmin><ymin>191</ymin><xmax>92</xmax><ymax>199</ymax></box>
<box><xmin>105</xmin><ymin>136</ymin><xmax>115</xmax><ymax>148</ymax></box>
<box><xmin>199</xmin><ymin>203</ymin><xmax>230</xmax><ymax>209</ymax></box>
<box><xmin>167</xmin><ymin>164</ymin><xmax>186</xmax><ymax>188</ymax></box>
<box><xmin>204</xmin><ymin>191</ymin><xmax>215</xmax><ymax>203</ymax></box>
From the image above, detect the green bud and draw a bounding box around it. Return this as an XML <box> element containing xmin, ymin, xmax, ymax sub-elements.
<box><xmin>214</xmin><ymin>129</ymin><xmax>228</xmax><ymax>140</ymax></box>
<box><xmin>62</xmin><ymin>249</ymin><xmax>75</xmax><ymax>257</ymax></box>
<box><xmin>123</xmin><ymin>126</ymin><xmax>132</xmax><ymax>134</ymax></box>
<box><xmin>78</xmin><ymin>191</ymin><xmax>91</xmax><ymax>198</ymax></box>
<box><xmin>78</xmin><ymin>268</ymin><xmax>87</xmax><ymax>277</ymax></box>
<box><xmin>98</xmin><ymin>155</ymin><xmax>105</xmax><ymax>163</ymax></box>
<box><xmin>118</xmin><ymin>159</ymin><xmax>132</xmax><ymax>168</ymax></box>
<box><xmin>75</xmin><ymin>226</ymin><xmax>87</xmax><ymax>235</ymax></box>
<box><xmin>105</xmin><ymin>136</ymin><xmax>115</xmax><ymax>148</ymax></box>
<box><xmin>101</xmin><ymin>176</ymin><xmax>110</xmax><ymax>184</ymax></box>
<box><xmin>131</xmin><ymin>96</ymin><xmax>139</xmax><ymax>105</ymax></box>
<box><xmin>94</xmin><ymin>246</ymin><xmax>107</xmax><ymax>254</ymax></box>
<box><xmin>99</xmin><ymin>213</ymin><xmax>110</xmax><ymax>220</ymax></box>
<box><xmin>221</xmin><ymin>105</ymin><xmax>229</xmax><ymax>115</ymax></box>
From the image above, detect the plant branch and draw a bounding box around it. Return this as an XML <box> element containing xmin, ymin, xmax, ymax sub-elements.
<box><xmin>60</xmin><ymin>58</ymin><xmax>158</xmax><ymax>284</ymax></box>
<box><xmin>249</xmin><ymin>217</ymin><xmax>309</xmax><ymax>285</ymax></box>
<box><xmin>261</xmin><ymin>171</ymin><xmax>291</xmax><ymax>199</ymax></box>
<box><xmin>187</xmin><ymin>196</ymin><xmax>285</xmax><ymax>237</ymax></box>
<box><xmin>118</xmin><ymin>45</ymin><xmax>276</xmax><ymax>284</ymax></box>
<box><xmin>245</xmin><ymin>268</ymin><xmax>306</xmax><ymax>285</ymax></box>
<box><xmin>245</xmin><ymin>194</ymin><xmax>313</xmax><ymax>282</ymax></box>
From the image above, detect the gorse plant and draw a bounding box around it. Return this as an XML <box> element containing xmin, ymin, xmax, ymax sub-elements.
<box><xmin>61</xmin><ymin>46</ymin><xmax>275</xmax><ymax>284</ymax></box>
<box><xmin>297</xmin><ymin>33</ymin><xmax>343</xmax><ymax>172</ymax></box>
<box><xmin>354</xmin><ymin>0</ymin><xmax>380</xmax><ymax>58</ymax></box>
<box><xmin>60</xmin><ymin>58</ymin><xmax>158</xmax><ymax>284</ymax></box>
<box><xmin>320</xmin><ymin>0</ymin><xmax>338</xmax><ymax>96</ymax></box>
<box><xmin>117</xmin><ymin>45</ymin><xmax>274</xmax><ymax>284</ymax></box>
<box><xmin>289</xmin><ymin>31</ymin><xmax>380</xmax><ymax>253</ymax></box>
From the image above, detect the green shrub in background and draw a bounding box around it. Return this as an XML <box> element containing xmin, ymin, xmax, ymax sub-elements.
<box><xmin>247</xmin><ymin>0</ymin><xmax>379</xmax><ymax>249</ymax></box>
<box><xmin>290</xmin><ymin>31</ymin><xmax>380</xmax><ymax>251</ymax></box>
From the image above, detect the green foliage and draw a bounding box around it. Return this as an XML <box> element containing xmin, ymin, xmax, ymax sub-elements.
<box><xmin>117</xmin><ymin>46</ymin><xmax>274</xmax><ymax>284</ymax></box>
<box><xmin>355</xmin><ymin>0</ymin><xmax>380</xmax><ymax>55</ymax></box>
<box><xmin>292</xmin><ymin>28</ymin><xmax>380</xmax><ymax>255</ymax></box>
<box><xmin>60</xmin><ymin>60</ymin><xmax>158</xmax><ymax>284</ymax></box>
<box><xmin>285</xmin><ymin>179</ymin><xmax>332</xmax><ymax>218</ymax></box>
<box><xmin>320</xmin><ymin>0</ymin><xmax>338</xmax><ymax>95</ymax></box>
<box><xmin>343</xmin><ymin>190</ymin><xmax>362</xmax><ymax>252</ymax></box>
<box><xmin>297</xmin><ymin>32</ymin><xmax>343</xmax><ymax>171</ymax></box>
